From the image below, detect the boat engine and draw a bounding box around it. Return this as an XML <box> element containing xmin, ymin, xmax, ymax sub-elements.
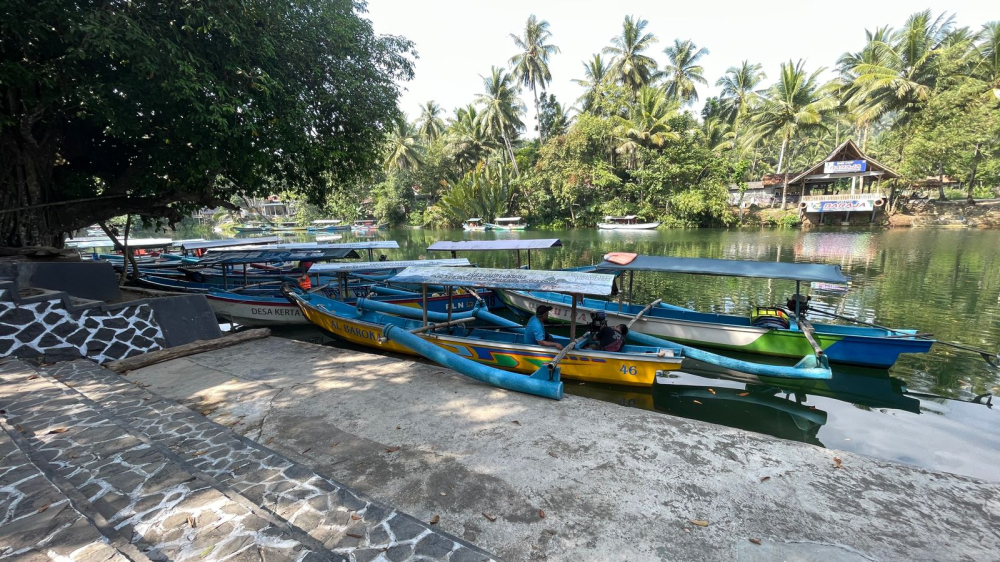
<box><xmin>787</xmin><ymin>294</ymin><xmax>811</xmax><ymax>315</ymax></box>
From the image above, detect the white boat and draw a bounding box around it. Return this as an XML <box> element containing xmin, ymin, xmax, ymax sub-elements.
<box><xmin>490</xmin><ymin>217</ymin><xmax>528</xmax><ymax>231</ymax></box>
<box><xmin>597</xmin><ymin>215</ymin><xmax>661</xmax><ymax>230</ymax></box>
<box><xmin>462</xmin><ymin>218</ymin><xmax>490</xmax><ymax>231</ymax></box>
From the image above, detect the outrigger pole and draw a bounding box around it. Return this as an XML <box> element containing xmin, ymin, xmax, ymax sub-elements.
<box><xmin>806</xmin><ymin>308</ymin><xmax>999</xmax><ymax>368</ymax></box>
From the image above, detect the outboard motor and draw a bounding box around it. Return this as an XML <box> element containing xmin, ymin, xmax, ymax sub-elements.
<box><xmin>786</xmin><ymin>294</ymin><xmax>811</xmax><ymax>315</ymax></box>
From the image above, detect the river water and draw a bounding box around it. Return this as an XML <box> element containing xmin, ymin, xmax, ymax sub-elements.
<box><xmin>251</xmin><ymin>226</ymin><xmax>999</xmax><ymax>481</ymax></box>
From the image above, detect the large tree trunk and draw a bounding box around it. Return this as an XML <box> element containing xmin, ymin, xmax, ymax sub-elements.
<box><xmin>966</xmin><ymin>142</ymin><xmax>982</xmax><ymax>205</ymax></box>
<box><xmin>0</xmin><ymin>110</ymin><xmax>65</xmax><ymax>247</ymax></box>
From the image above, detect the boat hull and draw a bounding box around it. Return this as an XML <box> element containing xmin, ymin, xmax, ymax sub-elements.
<box><xmin>597</xmin><ymin>222</ymin><xmax>661</xmax><ymax>230</ymax></box>
<box><xmin>498</xmin><ymin>290</ymin><xmax>932</xmax><ymax>369</ymax></box>
<box><xmin>207</xmin><ymin>290</ymin><xmax>498</xmax><ymax>327</ymax></box>
<box><xmin>293</xmin><ymin>297</ymin><xmax>682</xmax><ymax>386</ymax></box>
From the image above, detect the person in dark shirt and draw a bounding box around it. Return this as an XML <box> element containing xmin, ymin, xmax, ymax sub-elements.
<box><xmin>595</xmin><ymin>324</ymin><xmax>628</xmax><ymax>352</ymax></box>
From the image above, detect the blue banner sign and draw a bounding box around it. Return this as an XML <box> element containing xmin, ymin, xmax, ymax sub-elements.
<box><xmin>823</xmin><ymin>160</ymin><xmax>868</xmax><ymax>174</ymax></box>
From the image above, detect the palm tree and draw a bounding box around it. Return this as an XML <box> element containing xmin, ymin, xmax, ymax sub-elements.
<box><xmin>510</xmin><ymin>15</ymin><xmax>560</xmax><ymax>141</ymax></box>
<box><xmin>750</xmin><ymin>60</ymin><xmax>837</xmax><ymax>208</ymax></box>
<box><xmin>662</xmin><ymin>39</ymin><xmax>709</xmax><ymax>105</ymax></box>
<box><xmin>972</xmin><ymin>21</ymin><xmax>1000</xmax><ymax>100</ymax></box>
<box><xmin>475</xmin><ymin>66</ymin><xmax>525</xmax><ymax>175</ymax></box>
<box><xmin>573</xmin><ymin>54</ymin><xmax>610</xmax><ymax>113</ymax></box>
<box><xmin>446</xmin><ymin>105</ymin><xmax>498</xmax><ymax>172</ymax></box>
<box><xmin>846</xmin><ymin>11</ymin><xmax>957</xmax><ymax>128</ymax></box>
<box><xmin>716</xmin><ymin>61</ymin><xmax>766</xmax><ymax>132</ymax></box>
<box><xmin>603</xmin><ymin>15</ymin><xmax>659</xmax><ymax>98</ymax></box>
<box><xmin>615</xmin><ymin>86</ymin><xmax>680</xmax><ymax>167</ymax></box>
<box><xmin>416</xmin><ymin>101</ymin><xmax>445</xmax><ymax>140</ymax></box>
<box><xmin>384</xmin><ymin>119</ymin><xmax>424</xmax><ymax>172</ymax></box>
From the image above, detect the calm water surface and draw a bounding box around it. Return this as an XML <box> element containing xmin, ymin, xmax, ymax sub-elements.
<box><xmin>260</xmin><ymin>227</ymin><xmax>999</xmax><ymax>481</ymax></box>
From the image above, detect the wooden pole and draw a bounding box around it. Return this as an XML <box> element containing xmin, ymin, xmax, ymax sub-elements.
<box><xmin>422</xmin><ymin>283</ymin><xmax>429</xmax><ymax>327</ymax></box>
<box><xmin>627</xmin><ymin>299</ymin><xmax>662</xmax><ymax>329</ymax></box>
<box><xmin>570</xmin><ymin>295</ymin><xmax>578</xmax><ymax>340</ymax></box>
<box><xmin>105</xmin><ymin>328</ymin><xmax>271</xmax><ymax>373</ymax></box>
<box><xmin>447</xmin><ymin>286</ymin><xmax>453</xmax><ymax>324</ymax></box>
<box><xmin>408</xmin><ymin>317</ymin><xmax>474</xmax><ymax>335</ymax></box>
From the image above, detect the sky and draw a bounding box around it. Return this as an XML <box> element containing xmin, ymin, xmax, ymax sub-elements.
<box><xmin>364</xmin><ymin>0</ymin><xmax>997</xmax><ymax>133</ymax></box>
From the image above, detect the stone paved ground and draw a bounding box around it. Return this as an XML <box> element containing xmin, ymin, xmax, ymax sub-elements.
<box><xmin>0</xmin><ymin>358</ymin><xmax>495</xmax><ymax>562</ymax></box>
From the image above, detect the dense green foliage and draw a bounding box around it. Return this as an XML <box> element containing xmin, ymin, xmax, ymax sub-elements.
<box><xmin>0</xmin><ymin>0</ymin><xmax>413</xmax><ymax>246</ymax></box>
<box><xmin>342</xmin><ymin>10</ymin><xmax>999</xmax><ymax>229</ymax></box>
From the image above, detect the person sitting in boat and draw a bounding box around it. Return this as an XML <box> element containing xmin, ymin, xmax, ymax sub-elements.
<box><xmin>297</xmin><ymin>272</ymin><xmax>312</xmax><ymax>290</ymax></box>
<box><xmin>595</xmin><ymin>324</ymin><xmax>628</xmax><ymax>352</ymax></box>
<box><xmin>587</xmin><ymin>311</ymin><xmax>627</xmax><ymax>352</ymax></box>
<box><xmin>526</xmin><ymin>305</ymin><xmax>562</xmax><ymax>350</ymax></box>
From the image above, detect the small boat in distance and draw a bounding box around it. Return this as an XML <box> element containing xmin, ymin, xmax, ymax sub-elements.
<box><xmin>462</xmin><ymin>218</ymin><xmax>491</xmax><ymax>231</ymax></box>
<box><xmin>597</xmin><ymin>215</ymin><xmax>661</xmax><ymax>230</ymax></box>
<box><xmin>490</xmin><ymin>217</ymin><xmax>528</xmax><ymax>231</ymax></box>
<box><xmin>352</xmin><ymin>219</ymin><xmax>386</xmax><ymax>231</ymax></box>
<box><xmin>310</xmin><ymin>219</ymin><xmax>350</xmax><ymax>231</ymax></box>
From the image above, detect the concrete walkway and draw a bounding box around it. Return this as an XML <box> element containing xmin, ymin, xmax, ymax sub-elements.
<box><xmin>0</xmin><ymin>357</ymin><xmax>493</xmax><ymax>561</ymax></box>
<box><xmin>121</xmin><ymin>337</ymin><xmax>1000</xmax><ymax>561</ymax></box>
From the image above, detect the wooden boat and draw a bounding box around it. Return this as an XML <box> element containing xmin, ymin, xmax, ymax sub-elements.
<box><xmin>489</xmin><ymin>217</ymin><xmax>528</xmax><ymax>231</ymax></box>
<box><xmin>285</xmin><ymin>267</ymin><xmax>685</xmax><ymax>387</ymax></box>
<box><xmin>597</xmin><ymin>215</ymin><xmax>661</xmax><ymax>230</ymax></box>
<box><xmin>234</xmin><ymin>224</ymin><xmax>269</xmax><ymax>233</ymax></box>
<box><xmin>352</xmin><ymin>219</ymin><xmax>386</xmax><ymax>231</ymax></box>
<box><xmin>205</xmin><ymin>258</ymin><xmax>492</xmax><ymax>326</ymax></box>
<box><xmin>498</xmin><ymin>254</ymin><xmax>934</xmax><ymax>369</ymax></box>
<box><xmin>427</xmin><ymin>239</ymin><xmax>563</xmax><ymax>269</ymax></box>
<box><xmin>462</xmin><ymin>218</ymin><xmax>490</xmax><ymax>231</ymax></box>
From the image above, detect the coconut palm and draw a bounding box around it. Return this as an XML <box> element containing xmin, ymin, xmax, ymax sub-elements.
<box><xmin>836</xmin><ymin>26</ymin><xmax>893</xmax><ymax>148</ymax></box>
<box><xmin>716</xmin><ymin>61</ymin><xmax>766</xmax><ymax>132</ymax></box>
<box><xmin>972</xmin><ymin>21</ymin><xmax>1000</xmax><ymax>100</ymax></box>
<box><xmin>750</xmin><ymin>60</ymin><xmax>837</xmax><ymax>208</ymax></box>
<box><xmin>510</xmin><ymin>15</ymin><xmax>560</xmax><ymax>140</ymax></box>
<box><xmin>447</xmin><ymin>105</ymin><xmax>498</xmax><ymax>172</ymax></box>
<box><xmin>475</xmin><ymin>66</ymin><xmax>525</xmax><ymax>175</ymax></box>
<box><xmin>384</xmin><ymin>119</ymin><xmax>424</xmax><ymax>172</ymax></box>
<box><xmin>615</xmin><ymin>86</ymin><xmax>680</xmax><ymax>166</ymax></box>
<box><xmin>662</xmin><ymin>39</ymin><xmax>709</xmax><ymax>105</ymax></box>
<box><xmin>416</xmin><ymin>101</ymin><xmax>446</xmax><ymax>140</ymax></box>
<box><xmin>573</xmin><ymin>54</ymin><xmax>610</xmax><ymax>113</ymax></box>
<box><xmin>603</xmin><ymin>15</ymin><xmax>659</xmax><ymax>98</ymax></box>
<box><xmin>846</xmin><ymin>10</ymin><xmax>957</xmax><ymax>127</ymax></box>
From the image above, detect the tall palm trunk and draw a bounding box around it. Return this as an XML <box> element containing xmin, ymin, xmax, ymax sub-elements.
<box><xmin>777</xmin><ymin>137</ymin><xmax>789</xmax><ymax>210</ymax></box>
<box><xmin>533</xmin><ymin>85</ymin><xmax>542</xmax><ymax>142</ymax></box>
<box><xmin>501</xmin><ymin>132</ymin><xmax>520</xmax><ymax>177</ymax></box>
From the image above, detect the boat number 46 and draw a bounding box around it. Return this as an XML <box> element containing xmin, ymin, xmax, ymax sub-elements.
<box><xmin>619</xmin><ymin>365</ymin><xmax>638</xmax><ymax>376</ymax></box>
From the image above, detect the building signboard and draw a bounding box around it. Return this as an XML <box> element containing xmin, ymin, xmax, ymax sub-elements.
<box><xmin>823</xmin><ymin>160</ymin><xmax>868</xmax><ymax>174</ymax></box>
<box><xmin>805</xmin><ymin>199</ymin><xmax>875</xmax><ymax>213</ymax></box>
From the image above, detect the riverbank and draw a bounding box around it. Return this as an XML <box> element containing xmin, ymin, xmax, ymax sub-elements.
<box><xmin>124</xmin><ymin>336</ymin><xmax>999</xmax><ymax>561</ymax></box>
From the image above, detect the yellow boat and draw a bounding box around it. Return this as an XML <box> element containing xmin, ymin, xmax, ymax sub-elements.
<box><xmin>289</xmin><ymin>291</ymin><xmax>684</xmax><ymax>387</ymax></box>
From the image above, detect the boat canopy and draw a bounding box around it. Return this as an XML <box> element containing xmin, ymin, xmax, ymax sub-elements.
<box><xmin>604</xmin><ymin>215</ymin><xmax>637</xmax><ymax>220</ymax></box>
<box><xmin>594</xmin><ymin>255</ymin><xmax>848</xmax><ymax>284</ymax></box>
<box><xmin>308</xmin><ymin>258</ymin><xmax>471</xmax><ymax>273</ymax></box>
<box><xmin>427</xmin><ymin>239</ymin><xmax>562</xmax><ymax>252</ymax></box>
<box><xmin>181</xmin><ymin>237</ymin><xmax>281</xmax><ymax>251</ymax></box>
<box><xmin>65</xmin><ymin>237</ymin><xmax>177</xmax><ymax>249</ymax></box>
<box><xmin>311</xmin><ymin>219</ymin><xmax>342</xmax><ymax>224</ymax></box>
<box><xmin>388</xmin><ymin>266</ymin><xmax>616</xmax><ymax>295</ymax></box>
<box><xmin>211</xmin><ymin>241</ymin><xmax>400</xmax><ymax>252</ymax></box>
<box><xmin>195</xmin><ymin>248</ymin><xmax>360</xmax><ymax>265</ymax></box>
<box><xmin>494</xmin><ymin>217</ymin><xmax>523</xmax><ymax>223</ymax></box>
<box><xmin>464</xmin><ymin>218</ymin><xmax>484</xmax><ymax>222</ymax></box>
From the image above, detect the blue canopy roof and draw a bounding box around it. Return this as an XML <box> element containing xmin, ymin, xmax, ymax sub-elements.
<box><xmin>594</xmin><ymin>255</ymin><xmax>848</xmax><ymax>284</ymax></box>
<box><xmin>388</xmin><ymin>266</ymin><xmax>615</xmax><ymax>295</ymax></box>
<box><xmin>181</xmin><ymin>237</ymin><xmax>282</xmax><ymax>250</ymax></box>
<box><xmin>195</xmin><ymin>248</ymin><xmax>360</xmax><ymax>265</ymax></box>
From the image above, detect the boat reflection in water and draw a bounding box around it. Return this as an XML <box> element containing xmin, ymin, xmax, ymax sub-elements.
<box><xmin>567</xmin><ymin>360</ymin><xmax>921</xmax><ymax>449</ymax></box>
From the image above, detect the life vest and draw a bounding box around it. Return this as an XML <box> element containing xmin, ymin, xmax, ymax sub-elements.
<box><xmin>298</xmin><ymin>273</ymin><xmax>312</xmax><ymax>290</ymax></box>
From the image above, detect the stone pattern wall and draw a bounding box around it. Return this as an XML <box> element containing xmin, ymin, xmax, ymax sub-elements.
<box><xmin>0</xmin><ymin>285</ymin><xmax>165</xmax><ymax>363</ymax></box>
<box><xmin>0</xmin><ymin>357</ymin><xmax>495</xmax><ymax>561</ymax></box>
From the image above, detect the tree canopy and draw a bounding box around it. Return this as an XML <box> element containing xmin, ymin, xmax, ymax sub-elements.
<box><xmin>0</xmin><ymin>0</ymin><xmax>413</xmax><ymax>246</ymax></box>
